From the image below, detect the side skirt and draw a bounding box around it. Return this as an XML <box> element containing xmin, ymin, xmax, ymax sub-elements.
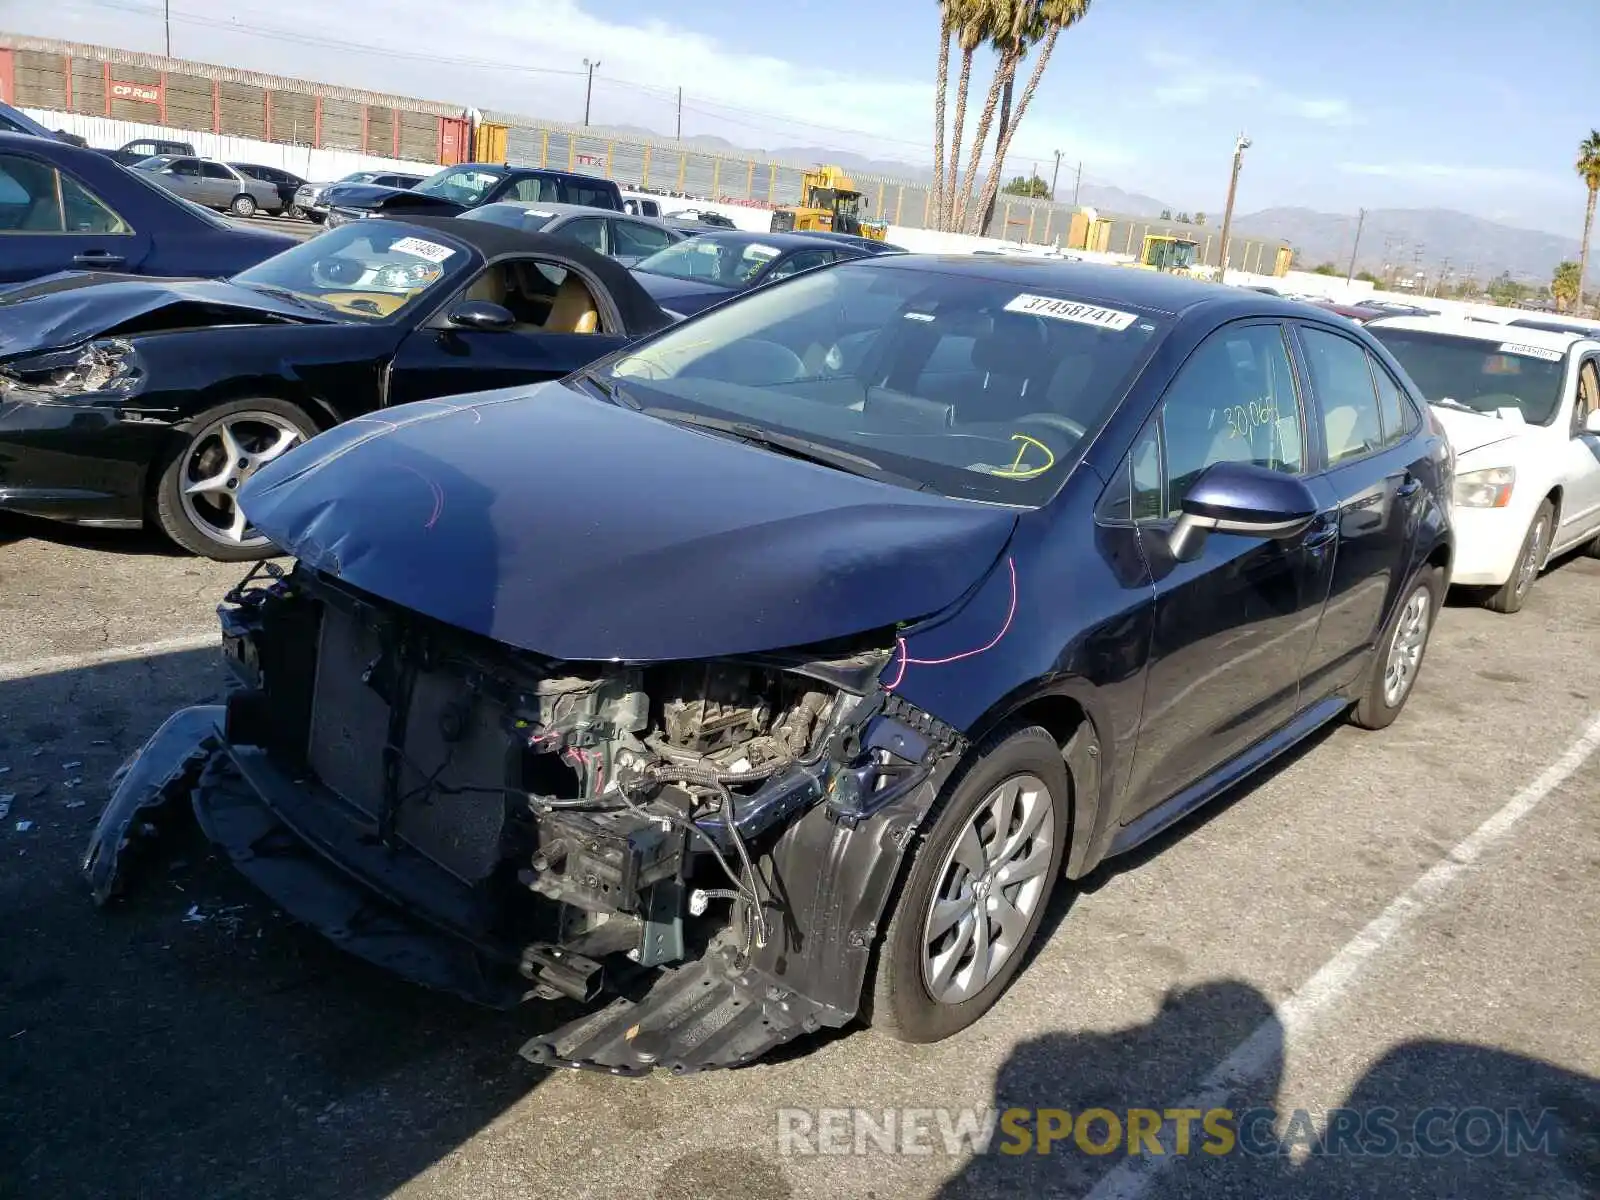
<box><xmin>1107</xmin><ymin>695</ymin><xmax>1349</xmax><ymax>858</ymax></box>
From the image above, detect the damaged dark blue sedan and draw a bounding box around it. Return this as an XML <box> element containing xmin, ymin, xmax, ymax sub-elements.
<box><xmin>85</xmin><ymin>257</ymin><xmax>1454</xmax><ymax>1074</ymax></box>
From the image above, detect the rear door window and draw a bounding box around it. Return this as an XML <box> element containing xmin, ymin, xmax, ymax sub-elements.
<box><xmin>565</xmin><ymin>180</ymin><xmax>619</xmax><ymax>209</ymax></box>
<box><xmin>1300</xmin><ymin>326</ymin><xmax>1384</xmax><ymax>465</ymax></box>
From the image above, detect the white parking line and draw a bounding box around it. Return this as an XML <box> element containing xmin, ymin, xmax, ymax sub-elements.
<box><xmin>1086</xmin><ymin>708</ymin><xmax>1600</xmax><ymax>1200</ymax></box>
<box><xmin>0</xmin><ymin>633</ymin><xmax>218</xmax><ymax>684</ymax></box>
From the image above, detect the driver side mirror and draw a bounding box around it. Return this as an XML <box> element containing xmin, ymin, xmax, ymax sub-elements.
<box><xmin>447</xmin><ymin>301</ymin><xmax>515</xmax><ymax>332</ymax></box>
<box><xmin>1584</xmin><ymin>409</ymin><xmax>1600</xmax><ymax>435</ymax></box>
<box><xmin>1168</xmin><ymin>461</ymin><xmax>1320</xmax><ymax>562</ymax></box>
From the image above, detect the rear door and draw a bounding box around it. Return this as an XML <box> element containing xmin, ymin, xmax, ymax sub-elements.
<box><xmin>1291</xmin><ymin>322</ymin><xmax>1430</xmax><ymax>701</ymax></box>
<box><xmin>198</xmin><ymin>161</ymin><xmax>238</xmax><ymax>207</ymax></box>
<box><xmin>1124</xmin><ymin>320</ymin><xmax>1336</xmax><ymax>816</ymax></box>
<box><xmin>0</xmin><ymin>148</ymin><xmax>150</xmax><ymax>282</ymax></box>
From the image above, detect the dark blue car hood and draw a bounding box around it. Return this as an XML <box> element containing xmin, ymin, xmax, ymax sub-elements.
<box><xmin>326</xmin><ymin>183</ymin><xmax>462</xmax><ymax>216</ymax></box>
<box><xmin>628</xmin><ymin>271</ymin><xmax>740</xmax><ymax>312</ymax></box>
<box><xmin>0</xmin><ymin>274</ymin><xmax>323</xmax><ymax>359</ymax></box>
<box><xmin>238</xmin><ymin>383</ymin><xmax>1018</xmax><ymax>662</ymax></box>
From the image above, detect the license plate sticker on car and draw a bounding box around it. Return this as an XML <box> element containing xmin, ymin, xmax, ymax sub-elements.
<box><xmin>1004</xmin><ymin>294</ymin><xmax>1138</xmax><ymax>331</ymax></box>
<box><xmin>1496</xmin><ymin>342</ymin><xmax>1564</xmax><ymax>362</ymax></box>
<box><xmin>389</xmin><ymin>237</ymin><xmax>457</xmax><ymax>264</ymax></box>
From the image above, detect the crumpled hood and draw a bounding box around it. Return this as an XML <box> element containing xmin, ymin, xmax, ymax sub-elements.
<box><xmin>0</xmin><ymin>274</ymin><xmax>318</xmax><ymax>360</ymax></box>
<box><xmin>1430</xmin><ymin>405</ymin><xmax>1524</xmax><ymax>456</ymax></box>
<box><xmin>238</xmin><ymin>383</ymin><xmax>1018</xmax><ymax>662</ymax></box>
<box><xmin>326</xmin><ymin>184</ymin><xmax>461</xmax><ymax>216</ymax></box>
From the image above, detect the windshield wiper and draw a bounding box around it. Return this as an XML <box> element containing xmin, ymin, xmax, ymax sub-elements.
<box><xmin>240</xmin><ymin>283</ymin><xmax>339</xmax><ymax>317</ymax></box>
<box><xmin>645</xmin><ymin>408</ymin><xmax>902</xmax><ymax>480</ymax></box>
<box><xmin>1431</xmin><ymin>396</ymin><xmax>1479</xmax><ymax>413</ymax></box>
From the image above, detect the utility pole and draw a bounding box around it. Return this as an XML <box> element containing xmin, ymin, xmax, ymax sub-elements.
<box><xmin>1072</xmin><ymin>161</ymin><xmax>1083</xmax><ymax>206</ymax></box>
<box><xmin>582</xmin><ymin>58</ymin><xmax>601</xmax><ymax>127</ymax></box>
<box><xmin>1344</xmin><ymin>207</ymin><xmax>1366</xmax><ymax>285</ymax></box>
<box><xmin>1049</xmin><ymin>150</ymin><xmax>1063</xmax><ymax>201</ymax></box>
<box><xmin>164</xmin><ymin>0</ymin><xmax>171</xmax><ymax>56</ymax></box>
<box><xmin>675</xmin><ymin>87</ymin><xmax>682</xmax><ymax>141</ymax></box>
<box><xmin>1216</xmin><ymin>132</ymin><xmax>1251</xmax><ymax>283</ymax></box>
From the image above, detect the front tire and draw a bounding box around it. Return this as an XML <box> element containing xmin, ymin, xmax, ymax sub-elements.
<box><xmin>1483</xmin><ymin>500</ymin><xmax>1553</xmax><ymax>614</ymax></box>
<box><xmin>1351</xmin><ymin>565</ymin><xmax>1442</xmax><ymax>730</ymax></box>
<box><xmin>229</xmin><ymin>193</ymin><xmax>258</xmax><ymax>217</ymax></box>
<box><xmin>152</xmin><ymin>398</ymin><xmax>318</xmax><ymax>560</ymax></box>
<box><xmin>866</xmin><ymin>724</ymin><xmax>1069</xmax><ymax>1044</ymax></box>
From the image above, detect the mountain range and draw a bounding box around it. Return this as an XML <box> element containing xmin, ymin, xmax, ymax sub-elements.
<box><xmin>591</xmin><ymin>124</ymin><xmax>1582</xmax><ymax>284</ymax></box>
<box><xmin>1233</xmin><ymin>207</ymin><xmax>1583</xmax><ymax>285</ymax></box>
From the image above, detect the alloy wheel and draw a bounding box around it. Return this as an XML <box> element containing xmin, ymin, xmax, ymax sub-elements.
<box><xmin>921</xmin><ymin>773</ymin><xmax>1056</xmax><ymax>1005</ymax></box>
<box><xmin>1515</xmin><ymin>516</ymin><xmax>1548</xmax><ymax>598</ymax></box>
<box><xmin>177</xmin><ymin>411</ymin><xmax>304</xmax><ymax>548</ymax></box>
<box><xmin>1382</xmin><ymin>586</ymin><xmax>1432</xmax><ymax>708</ymax></box>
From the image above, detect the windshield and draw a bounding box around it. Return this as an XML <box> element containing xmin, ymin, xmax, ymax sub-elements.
<box><xmin>231</xmin><ymin>222</ymin><xmax>469</xmax><ymax>320</ymax></box>
<box><xmin>132</xmin><ymin>155</ymin><xmax>175</xmax><ymax>170</ymax></box>
<box><xmin>1369</xmin><ymin>328</ymin><xmax>1569</xmax><ymax>425</ymax></box>
<box><xmin>459</xmin><ymin>203</ymin><xmax>557</xmax><ymax>234</ymax></box>
<box><xmin>632</xmin><ymin>236</ymin><xmax>784</xmax><ymax>289</ymax></box>
<box><xmin>593</xmin><ymin>261</ymin><xmax>1168</xmax><ymax>503</ymax></box>
<box><xmin>412</xmin><ymin>166</ymin><xmax>506</xmax><ymax>205</ymax></box>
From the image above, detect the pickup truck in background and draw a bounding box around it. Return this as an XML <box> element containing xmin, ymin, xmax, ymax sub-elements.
<box><xmin>98</xmin><ymin>138</ymin><xmax>197</xmax><ymax>167</ymax></box>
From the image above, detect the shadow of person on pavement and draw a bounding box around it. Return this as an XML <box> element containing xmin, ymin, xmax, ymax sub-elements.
<box><xmin>935</xmin><ymin>977</ymin><xmax>1600</xmax><ymax>1199</ymax></box>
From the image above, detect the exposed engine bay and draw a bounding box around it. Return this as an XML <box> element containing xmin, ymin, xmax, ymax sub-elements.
<box><xmin>72</xmin><ymin>560</ymin><xmax>968</xmax><ymax>1073</ymax></box>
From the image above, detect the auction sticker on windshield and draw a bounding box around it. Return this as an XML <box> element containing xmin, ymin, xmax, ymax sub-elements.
<box><xmin>1496</xmin><ymin>342</ymin><xmax>1564</xmax><ymax>362</ymax></box>
<box><xmin>389</xmin><ymin>237</ymin><xmax>457</xmax><ymax>264</ymax></box>
<box><xmin>1005</xmin><ymin>294</ymin><xmax>1138</xmax><ymax>331</ymax></box>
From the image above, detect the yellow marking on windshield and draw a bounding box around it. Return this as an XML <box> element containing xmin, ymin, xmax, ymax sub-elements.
<box><xmin>990</xmin><ymin>434</ymin><xmax>1056</xmax><ymax>479</ymax></box>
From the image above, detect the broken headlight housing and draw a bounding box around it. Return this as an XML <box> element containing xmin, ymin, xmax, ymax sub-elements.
<box><xmin>0</xmin><ymin>339</ymin><xmax>144</xmax><ymax>402</ymax></box>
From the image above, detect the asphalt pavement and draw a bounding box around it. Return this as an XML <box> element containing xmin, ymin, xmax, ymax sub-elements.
<box><xmin>0</xmin><ymin>512</ymin><xmax>1596</xmax><ymax>1200</ymax></box>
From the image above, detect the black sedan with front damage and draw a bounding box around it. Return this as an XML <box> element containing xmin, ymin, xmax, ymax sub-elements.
<box><xmin>0</xmin><ymin>215</ymin><xmax>669</xmax><ymax>558</ymax></box>
<box><xmin>86</xmin><ymin>257</ymin><xmax>1453</xmax><ymax>1075</ymax></box>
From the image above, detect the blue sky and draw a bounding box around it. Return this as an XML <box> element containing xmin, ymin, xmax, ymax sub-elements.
<box><xmin>15</xmin><ymin>0</ymin><xmax>1596</xmax><ymax>236</ymax></box>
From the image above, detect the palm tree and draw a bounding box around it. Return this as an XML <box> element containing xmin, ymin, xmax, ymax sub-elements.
<box><xmin>931</xmin><ymin>2</ymin><xmax>956</xmax><ymax>228</ymax></box>
<box><xmin>940</xmin><ymin>0</ymin><xmax>999</xmax><ymax>230</ymax></box>
<box><xmin>972</xmin><ymin>0</ymin><xmax>1094</xmax><ymax>236</ymax></box>
<box><xmin>1553</xmin><ymin>260</ymin><xmax>1582</xmax><ymax>312</ymax></box>
<box><xmin>952</xmin><ymin>0</ymin><xmax>1042</xmax><ymax>233</ymax></box>
<box><xmin>1576</xmin><ymin>131</ymin><xmax>1600</xmax><ymax>311</ymax></box>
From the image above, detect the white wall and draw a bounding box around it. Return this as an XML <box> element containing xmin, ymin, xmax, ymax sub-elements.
<box><xmin>26</xmin><ymin>108</ymin><xmax>439</xmax><ymax>183</ymax></box>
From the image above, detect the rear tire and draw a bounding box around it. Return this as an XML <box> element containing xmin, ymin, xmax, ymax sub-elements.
<box><xmin>152</xmin><ymin>397</ymin><xmax>318</xmax><ymax>561</ymax></box>
<box><xmin>1351</xmin><ymin>565</ymin><xmax>1442</xmax><ymax>730</ymax></box>
<box><xmin>865</xmin><ymin>724</ymin><xmax>1069</xmax><ymax>1044</ymax></box>
<box><xmin>1483</xmin><ymin>500</ymin><xmax>1553</xmax><ymax>614</ymax></box>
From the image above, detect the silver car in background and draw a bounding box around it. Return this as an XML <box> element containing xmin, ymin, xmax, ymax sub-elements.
<box><xmin>293</xmin><ymin>169</ymin><xmax>424</xmax><ymax>223</ymax></box>
<box><xmin>130</xmin><ymin>155</ymin><xmax>282</xmax><ymax>217</ymax></box>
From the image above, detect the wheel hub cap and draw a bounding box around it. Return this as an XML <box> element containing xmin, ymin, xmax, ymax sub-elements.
<box><xmin>1382</xmin><ymin>586</ymin><xmax>1431</xmax><ymax>708</ymax></box>
<box><xmin>920</xmin><ymin>773</ymin><xmax>1055</xmax><ymax>1006</ymax></box>
<box><xmin>178</xmin><ymin>412</ymin><xmax>304</xmax><ymax>547</ymax></box>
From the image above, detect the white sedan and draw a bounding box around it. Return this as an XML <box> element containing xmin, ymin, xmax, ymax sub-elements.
<box><xmin>1368</xmin><ymin>316</ymin><xmax>1600</xmax><ymax>613</ymax></box>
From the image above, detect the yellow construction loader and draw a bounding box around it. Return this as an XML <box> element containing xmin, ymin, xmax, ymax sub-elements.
<box><xmin>1135</xmin><ymin>233</ymin><xmax>1202</xmax><ymax>274</ymax></box>
<box><xmin>770</xmin><ymin>165</ymin><xmax>889</xmax><ymax>240</ymax></box>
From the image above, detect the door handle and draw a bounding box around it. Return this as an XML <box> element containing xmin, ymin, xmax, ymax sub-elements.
<box><xmin>72</xmin><ymin>250</ymin><xmax>125</xmax><ymax>268</ymax></box>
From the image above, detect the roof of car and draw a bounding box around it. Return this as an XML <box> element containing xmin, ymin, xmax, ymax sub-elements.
<box><xmin>1367</xmin><ymin>314</ymin><xmax>1593</xmax><ymax>349</ymax></box>
<box><xmin>447</xmin><ymin>162</ymin><xmax>617</xmax><ymax>183</ymax></box>
<box><xmin>468</xmin><ymin>200</ymin><xmax>672</xmax><ymax>224</ymax></box>
<box><xmin>850</xmin><ymin>254</ymin><xmax>1317</xmax><ymax>317</ymax></box>
<box><xmin>381</xmin><ymin>213</ymin><xmax>670</xmax><ymax>333</ymax></box>
<box><xmin>675</xmin><ymin>229</ymin><xmax>859</xmax><ymax>252</ymax></box>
